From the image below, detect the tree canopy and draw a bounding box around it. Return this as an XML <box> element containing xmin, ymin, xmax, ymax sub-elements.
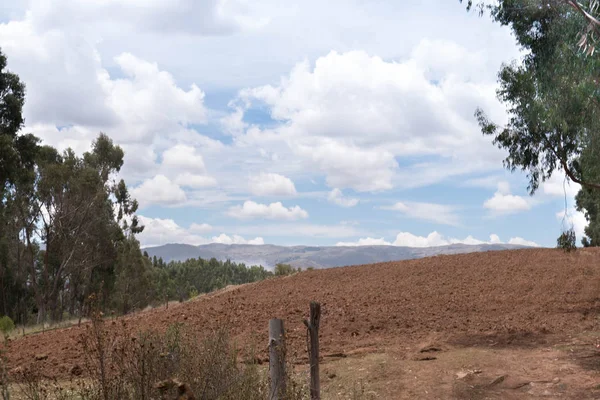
<box><xmin>463</xmin><ymin>0</ymin><xmax>600</xmax><ymax>245</ymax></box>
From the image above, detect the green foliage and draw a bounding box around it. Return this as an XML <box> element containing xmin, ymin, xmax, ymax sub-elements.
<box><xmin>0</xmin><ymin>316</ymin><xmax>14</xmax><ymax>339</ymax></box>
<box><xmin>557</xmin><ymin>227</ymin><xmax>578</xmax><ymax>252</ymax></box>
<box><xmin>274</xmin><ymin>263</ymin><xmax>299</xmax><ymax>276</ymax></box>
<box><xmin>468</xmin><ymin>1</ymin><xmax>600</xmax><ymax>194</ymax></box>
<box><xmin>463</xmin><ymin>1</ymin><xmax>600</xmax><ymax>244</ymax></box>
<box><xmin>149</xmin><ymin>256</ymin><xmax>273</xmax><ymax>304</ymax></box>
<box><xmin>0</xmin><ymin>48</ymin><xmax>149</xmax><ymax>325</ymax></box>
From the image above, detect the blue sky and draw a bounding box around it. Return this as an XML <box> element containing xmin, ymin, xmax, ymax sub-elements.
<box><xmin>0</xmin><ymin>0</ymin><xmax>587</xmax><ymax>248</ymax></box>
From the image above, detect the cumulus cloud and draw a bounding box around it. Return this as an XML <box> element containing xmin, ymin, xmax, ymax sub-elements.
<box><xmin>542</xmin><ymin>174</ymin><xmax>581</xmax><ymax>198</ymax></box>
<box><xmin>189</xmin><ymin>223</ymin><xmax>213</xmax><ymax>233</ymax></box>
<box><xmin>24</xmin><ymin>0</ymin><xmax>267</xmax><ymax>36</ymax></box>
<box><xmin>328</xmin><ymin>188</ymin><xmax>359</xmax><ymax>207</ymax></box>
<box><xmin>137</xmin><ymin>216</ymin><xmax>263</xmax><ymax>248</ymax></box>
<box><xmin>237</xmin><ymin>46</ymin><xmax>507</xmax><ymax>192</ymax></box>
<box><xmin>508</xmin><ymin>237</ymin><xmax>539</xmax><ymax>247</ymax></box>
<box><xmin>556</xmin><ymin>208</ymin><xmax>587</xmax><ymax>243</ymax></box>
<box><xmin>227</xmin><ymin>201</ymin><xmax>309</xmax><ymax>220</ymax></box>
<box><xmin>162</xmin><ymin>144</ymin><xmax>209</xmax><ymax>172</ymax></box>
<box><xmin>158</xmin><ymin>144</ymin><xmax>218</xmax><ymax>189</ymax></box>
<box><xmin>131</xmin><ymin>175</ymin><xmax>187</xmax><ymax>208</ymax></box>
<box><xmin>483</xmin><ymin>182</ymin><xmax>532</xmax><ymax>214</ymax></box>
<box><xmin>337</xmin><ymin>232</ymin><xmax>539</xmax><ymax>248</ymax></box>
<box><xmin>174</xmin><ymin>172</ymin><xmax>218</xmax><ymax>189</ymax></box>
<box><xmin>336</xmin><ymin>237</ymin><xmax>391</xmax><ymax>246</ymax></box>
<box><xmin>249</xmin><ymin>173</ymin><xmax>297</xmax><ymax>196</ymax></box>
<box><xmin>211</xmin><ymin>234</ymin><xmax>265</xmax><ymax>245</ymax></box>
<box><xmin>382</xmin><ymin>201</ymin><xmax>460</xmax><ymax>226</ymax></box>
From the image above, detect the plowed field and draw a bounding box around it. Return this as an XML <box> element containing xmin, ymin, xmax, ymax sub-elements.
<box><xmin>6</xmin><ymin>248</ymin><xmax>600</xmax><ymax>398</ymax></box>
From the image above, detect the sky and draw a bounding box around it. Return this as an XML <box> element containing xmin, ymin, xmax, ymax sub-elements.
<box><xmin>0</xmin><ymin>0</ymin><xmax>587</xmax><ymax>248</ymax></box>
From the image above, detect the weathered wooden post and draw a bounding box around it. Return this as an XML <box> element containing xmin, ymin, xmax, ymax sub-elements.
<box><xmin>269</xmin><ymin>318</ymin><xmax>286</xmax><ymax>400</ymax></box>
<box><xmin>304</xmin><ymin>301</ymin><xmax>321</xmax><ymax>400</ymax></box>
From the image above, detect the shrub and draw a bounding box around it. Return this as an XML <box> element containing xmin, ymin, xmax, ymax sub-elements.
<box><xmin>557</xmin><ymin>228</ymin><xmax>577</xmax><ymax>252</ymax></box>
<box><xmin>77</xmin><ymin>311</ymin><xmax>269</xmax><ymax>400</ymax></box>
<box><xmin>274</xmin><ymin>263</ymin><xmax>299</xmax><ymax>276</ymax></box>
<box><xmin>0</xmin><ymin>317</ymin><xmax>14</xmax><ymax>340</ymax></box>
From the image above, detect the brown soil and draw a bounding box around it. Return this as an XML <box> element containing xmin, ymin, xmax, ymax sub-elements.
<box><xmin>6</xmin><ymin>248</ymin><xmax>600</xmax><ymax>399</ymax></box>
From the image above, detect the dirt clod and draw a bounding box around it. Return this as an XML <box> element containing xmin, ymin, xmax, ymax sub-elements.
<box><xmin>70</xmin><ymin>364</ymin><xmax>82</xmax><ymax>376</ymax></box>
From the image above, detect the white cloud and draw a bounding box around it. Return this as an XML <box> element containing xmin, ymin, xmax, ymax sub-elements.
<box><xmin>160</xmin><ymin>144</ymin><xmax>218</xmax><ymax>189</ymax></box>
<box><xmin>489</xmin><ymin>234</ymin><xmax>502</xmax><ymax>244</ymax></box>
<box><xmin>483</xmin><ymin>182</ymin><xmax>531</xmax><ymax>214</ymax></box>
<box><xmin>328</xmin><ymin>188</ymin><xmax>359</xmax><ymax>208</ymax></box>
<box><xmin>137</xmin><ymin>215</ymin><xmax>205</xmax><ymax>247</ymax></box>
<box><xmin>249</xmin><ymin>173</ymin><xmax>297</xmax><ymax>196</ymax></box>
<box><xmin>174</xmin><ymin>172</ymin><xmax>218</xmax><ymax>189</ymax></box>
<box><xmin>556</xmin><ymin>208</ymin><xmax>587</xmax><ymax>243</ymax></box>
<box><xmin>337</xmin><ymin>232</ymin><xmax>539</xmax><ymax>248</ymax></box>
<box><xmin>542</xmin><ymin>174</ymin><xmax>581</xmax><ymax>198</ymax></box>
<box><xmin>24</xmin><ymin>0</ymin><xmax>267</xmax><ymax>36</ymax></box>
<box><xmin>227</xmin><ymin>201</ymin><xmax>308</xmax><ymax>220</ymax></box>
<box><xmin>131</xmin><ymin>175</ymin><xmax>187</xmax><ymax>208</ymax></box>
<box><xmin>237</xmin><ymin>46</ymin><xmax>508</xmax><ymax>192</ymax></box>
<box><xmin>162</xmin><ymin>144</ymin><xmax>209</xmax><ymax>172</ymax></box>
<box><xmin>189</xmin><ymin>223</ymin><xmax>213</xmax><ymax>233</ymax></box>
<box><xmin>336</xmin><ymin>237</ymin><xmax>391</xmax><ymax>246</ymax></box>
<box><xmin>393</xmin><ymin>231</ymin><xmax>451</xmax><ymax>247</ymax></box>
<box><xmin>382</xmin><ymin>201</ymin><xmax>460</xmax><ymax>226</ymax></box>
<box><xmin>211</xmin><ymin>233</ymin><xmax>265</xmax><ymax>245</ymax></box>
<box><xmin>137</xmin><ymin>216</ymin><xmax>263</xmax><ymax>247</ymax></box>
<box><xmin>508</xmin><ymin>237</ymin><xmax>539</xmax><ymax>247</ymax></box>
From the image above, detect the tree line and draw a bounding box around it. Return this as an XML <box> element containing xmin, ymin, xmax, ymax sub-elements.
<box><xmin>0</xmin><ymin>47</ymin><xmax>282</xmax><ymax>326</ymax></box>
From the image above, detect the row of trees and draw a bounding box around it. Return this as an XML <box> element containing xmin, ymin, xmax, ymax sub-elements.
<box><xmin>463</xmin><ymin>0</ymin><xmax>600</xmax><ymax>246</ymax></box>
<box><xmin>0</xmin><ymin>46</ymin><xmax>153</xmax><ymax>324</ymax></box>
<box><xmin>0</xmin><ymin>47</ymin><xmax>281</xmax><ymax>326</ymax></box>
<box><xmin>146</xmin><ymin>256</ymin><xmax>274</xmax><ymax>307</ymax></box>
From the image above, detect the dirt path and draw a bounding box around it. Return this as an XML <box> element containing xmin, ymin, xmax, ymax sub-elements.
<box><xmin>5</xmin><ymin>248</ymin><xmax>600</xmax><ymax>398</ymax></box>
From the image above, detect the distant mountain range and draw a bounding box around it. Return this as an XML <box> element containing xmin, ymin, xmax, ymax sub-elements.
<box><xmin>142</xmin><ymin>242</ymin><xmax>529</xmax><ymax>270</ymax></box>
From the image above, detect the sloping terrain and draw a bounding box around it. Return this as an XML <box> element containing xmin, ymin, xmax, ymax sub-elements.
<box><xmin>143</xmin><ymin>242</ymin><xmax>527</xmax><ymax>268</ymax></box>
<box><xmin>6</xmin><ymin>248</ymin><xmax>600</xmax><ymax>398</ymax></box>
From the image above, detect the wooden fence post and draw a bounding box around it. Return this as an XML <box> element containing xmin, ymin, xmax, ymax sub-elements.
<box><xmin>304</xmin><ymin>301</ymin><xmax>321</xmax><ymax>400</ymax></box>
<box><xmin>269</xmin><ymin>318</ymin><xmax>286</xmax><ymax>400</ymax></box>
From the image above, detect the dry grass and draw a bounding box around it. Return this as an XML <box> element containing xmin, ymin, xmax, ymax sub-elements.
<box><xmin>7</xmin><ymin>319</ymin><xmax>90</xmax><ymax>341</ymax></box>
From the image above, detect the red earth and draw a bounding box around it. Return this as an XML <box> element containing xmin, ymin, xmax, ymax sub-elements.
<box><xmin>5</xmin><ymin>247</ymin><xmax>600</xmax><ymax>397</ymax></box>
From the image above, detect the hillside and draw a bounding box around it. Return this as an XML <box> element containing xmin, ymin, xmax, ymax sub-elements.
<box><xmin>7</xmin><ymin>248</ymin><xmax>600</xmax><ymax>396</ymax></box>
<box><xmin>142</xmin><ymin>242</ymin><xmax>527</xmax><ymax>268</ymax></box>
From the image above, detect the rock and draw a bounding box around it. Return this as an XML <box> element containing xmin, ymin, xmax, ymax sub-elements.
<box><xmin>70</xmin><ymin>364</ymin><xmax>83</xmax><ymax>376</ymax></box>
<box><xmin>10</xmin><ymin>366</ymin><xmax>24</xmax><ymax>375</ymax></box>
<box><xmin>420</xmin><ymin>346</ymin><xmax>442</xmax><ymax>353</ymax></box>
<box><xmin>456</xmin><ymin>371</ymin><xmax>470</xmax><ymax>380</ymax></box>
<box><xmin>456</xmin><ymin>369</ymin><xmax>483</xmax><ymax>380</ymax></box>
<box><xmin>552</xmin><ymin>377</ymin><xmax>560</xmax><ymax>384</ymax></box>
<box><xmin>489</xmin><ymin>375</ymin><xmax>506</xmax><ymax>387</ymax></box>
<box><xmin>413</xmin><ymin>355</ymin><xmax>437</xmax><ymax>361</ymax></box>
<box><xmin>34</xmin><ymin>354</ymin><xmax>48</xmax><ymax>361</ymax></box>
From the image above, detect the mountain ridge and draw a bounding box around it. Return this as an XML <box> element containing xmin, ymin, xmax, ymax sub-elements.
<box><xmin>142</xmin><ymin>242</ymin><xmax>530</xmax><ymax>269</ymax></box>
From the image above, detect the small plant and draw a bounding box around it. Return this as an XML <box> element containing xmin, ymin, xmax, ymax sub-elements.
<box><xmin>0</xmin><ymin>317</ymin><xmax>14</xmax><ymax>341</ymax></box>
<box><xmin>557</xmin><ymin>228</ymin><xmax>577</xmax><ymax>252</ymax></box>
<box><xmin>188</xmin><ymin>288</ymin><xmax>199</xmax><ymax>299</ymax></box>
